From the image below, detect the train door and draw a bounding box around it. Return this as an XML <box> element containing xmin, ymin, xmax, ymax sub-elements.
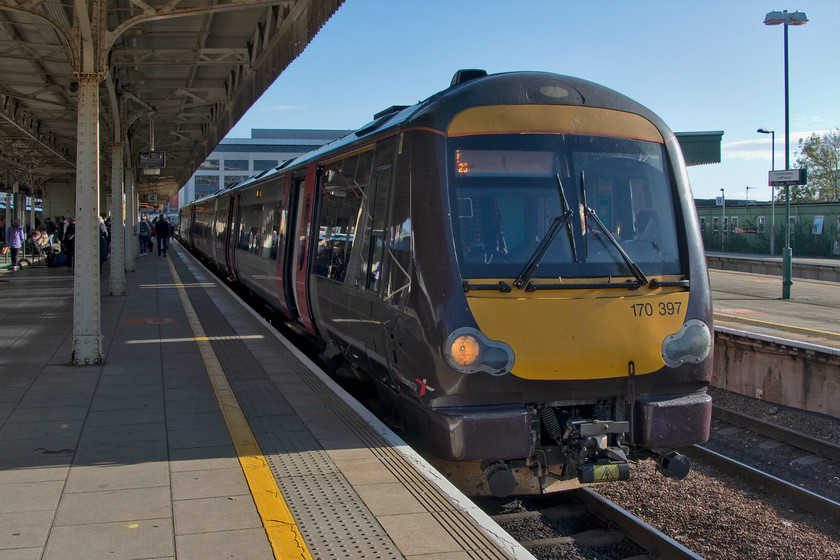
<box><xmin>289</xmin><ymin>166</ymin><xmax>318</xmax><ymax>336</ymax></box>
<box><xmin>225</xmin><ymin>192</ymin><xmax>240</xmax><ymax>279</ymax></box>
<box><xmin>212</xmin><ymin>195</ymin><xmax>230</xmax><ymax>271</ymax></box>
<box><xmin>353</xmin><ymin>138</ymin><xmax>397</xmax><ymax>381</ymax></box>
<box><xmin>272</xmin><ymin>176</ymin><xmax>294</xmax><ymax>318</ymax></box>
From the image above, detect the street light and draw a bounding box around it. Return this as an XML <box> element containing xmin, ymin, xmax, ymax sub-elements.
<box><xmin>764</xmin><ymin>9</ymin><xmax>808</xmax><ymax>300</ymax></box>
<box><xmin>757</xmin><ymin>128</ymin><xmax>775</xmax><ymax>255</ymax></box>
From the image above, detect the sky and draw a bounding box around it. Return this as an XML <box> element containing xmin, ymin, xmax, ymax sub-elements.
<box><xmin>225</xmin><ymin>0</ymin><xmax>840</xmax><ymax>202</ymax></box>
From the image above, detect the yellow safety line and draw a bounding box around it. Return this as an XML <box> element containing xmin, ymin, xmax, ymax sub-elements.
<box><xmin>167</xmin><ymin>256</ymin><xmax>312</xmax><ymax>560</ymax></box>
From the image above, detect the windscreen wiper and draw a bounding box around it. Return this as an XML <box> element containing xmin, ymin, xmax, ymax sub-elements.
<box><xmin>583</xmin><ymin>206</ymin><xmax>649</xmax><ymax>286</ymax></box>
<box><xmin>513</xmin><ymin>175</ymin><xmax>575</xmax><ymax>289</ymax></box>
<box><xmin>556</xmin><ymin>174</ymin><xmax>579</xmax><ymax>263</ymax></box>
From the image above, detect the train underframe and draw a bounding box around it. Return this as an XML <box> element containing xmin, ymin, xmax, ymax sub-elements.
<box><xmin>389</xmin><ymin>389</ymin><xmax>712</xmax><ymax>497</ymax></box>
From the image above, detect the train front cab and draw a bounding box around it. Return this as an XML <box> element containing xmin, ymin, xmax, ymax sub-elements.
<box><xmin>421</xmin><ymin>101</ymin><xmax>714</xmax><ymax>490</ymax></box>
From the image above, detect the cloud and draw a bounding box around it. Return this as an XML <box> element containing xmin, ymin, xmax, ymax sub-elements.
<box><xmin>722</xmin><ymin>130</ymin><xmax>830</xmax><ymax>162</ymax></box>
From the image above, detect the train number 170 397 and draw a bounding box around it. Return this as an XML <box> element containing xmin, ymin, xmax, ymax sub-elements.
<box><xmin>630</xmin><ymin>301</ymin><xmax>682</xmax><ymax>317</ymax></box>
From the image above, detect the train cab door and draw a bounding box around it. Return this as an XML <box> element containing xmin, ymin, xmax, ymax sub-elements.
<box><xmin>353</xmin><ymin>138</ymin><xmax>396</xmax><ymax>381</ymax></box>
<box><xmin>288</xmin><ymin>166</ymin><xmax>318</xmax><ymax>336</ymax></box>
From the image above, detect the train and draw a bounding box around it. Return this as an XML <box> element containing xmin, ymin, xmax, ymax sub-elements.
<box><xmin>179</xmin><ymin>70</ymin><xmax>714</xmax><ymax>496</ymax></box>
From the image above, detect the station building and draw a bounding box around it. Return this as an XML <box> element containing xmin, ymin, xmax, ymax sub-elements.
<box><xmin>696</xmin><ymin>199</ymin><xmax>840</xmax><ymax>258</ymax></box>
<box><xmin>176</xmin><ymin>129</ymin><xmax>351</xmax><ymax>207</ymax></box>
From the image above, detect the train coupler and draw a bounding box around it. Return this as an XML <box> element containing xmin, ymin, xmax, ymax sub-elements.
<box><xmin>568</xmin><ymin>418</ymin><xmax>632</xmax><ymax>483</ymax></box>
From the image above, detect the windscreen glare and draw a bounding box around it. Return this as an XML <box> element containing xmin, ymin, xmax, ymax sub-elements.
<box><xmin>449</xmin><ymin>134</ymin><xmax>684</xmax><ymax>280</ymax></box>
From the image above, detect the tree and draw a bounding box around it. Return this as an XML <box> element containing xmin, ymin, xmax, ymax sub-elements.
<box><xmin>795</xmin><ymin>129</ymin><xmax>840</xmax><ymax>202</ymax></box>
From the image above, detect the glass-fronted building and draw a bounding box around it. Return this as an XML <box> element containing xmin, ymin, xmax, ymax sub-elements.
<box><xmin>178</xmin><ymin>129</ymin><xmax>351</xmax><ymax>205</ymax></box>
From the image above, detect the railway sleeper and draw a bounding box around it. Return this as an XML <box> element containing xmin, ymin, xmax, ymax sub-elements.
<box><xmin>520</xmin><ymin>527</ymin><xmax>624</xmax><ymax>549</ymax></box>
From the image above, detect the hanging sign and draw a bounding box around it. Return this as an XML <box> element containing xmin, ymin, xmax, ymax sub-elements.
<box><xmin>139</xmin><ymin>151</ymin><xmax>166</xmax><ymax>168</ymax></box>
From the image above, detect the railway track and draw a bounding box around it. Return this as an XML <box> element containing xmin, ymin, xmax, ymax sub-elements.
<box><xmin>686</xmin><ymin>405</ymin><xmax>840</xmax><ymax>521</ymax></box>
<box><xmin>684</xmin><ymin>445</ymin><xmax>840</xmax><ymax>521</ymax></box>
<box><xmin>485</xmin><ymin>488</ymin><xmax>703</xmax><ymax>560</ymax></box>
<box><xmin>712</xmin><ymin>405</ymin><xmax>840</xmax><ymax>462</ymax></box>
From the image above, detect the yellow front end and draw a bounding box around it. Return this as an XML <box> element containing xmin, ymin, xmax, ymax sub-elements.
<box><xmin>466</xmin><ymin>278</ymin><xmax>689</xmax><ymax>380</ymax></box>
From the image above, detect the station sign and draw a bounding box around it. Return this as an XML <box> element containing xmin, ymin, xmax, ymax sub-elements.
<box><xmin>139</xmin><ymin>151</ymin><xmax>166</xmax><ymax>168</ymax></box>
<box><xmin>768</xmin><ymin>169</ymin><xmax>806</xmax><ymax>187</ymax></box>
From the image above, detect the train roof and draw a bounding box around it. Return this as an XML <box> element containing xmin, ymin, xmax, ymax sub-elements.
<box><xmin>300</xmin><ymin>69</ymin><xmax>673</xmax><ymax>159</ymax></box>
<box><xmin>197</xmin><ymin>70</ymin><xmax>674</xmax><ymax>199</ymax></box>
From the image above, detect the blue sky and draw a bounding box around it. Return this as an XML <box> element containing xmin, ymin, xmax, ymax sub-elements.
<box><xmin>225</xmin><ymin>0</ymin><xmax>840</xmax><ymax>201</ymax></box>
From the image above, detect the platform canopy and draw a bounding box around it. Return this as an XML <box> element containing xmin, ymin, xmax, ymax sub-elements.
<box><xmin>675</xmin><ymin>131</ymin><xmax>724</xmax><ymax>166</ymax></box>
<box><xmin>0</xmin><ymin>0</ymin><xmax>343</xmax><ymax>201</ymax></box>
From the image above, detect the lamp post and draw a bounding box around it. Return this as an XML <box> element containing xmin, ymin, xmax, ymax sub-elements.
<box><xmin>764</xmin><ymin>9</ymin><xmax>807</xmax><ymax>300</ymax></box>
<box><xmin>757</xmin><ymin>128</ymin><xmax>775</xmax><ymax>255</ymax></box>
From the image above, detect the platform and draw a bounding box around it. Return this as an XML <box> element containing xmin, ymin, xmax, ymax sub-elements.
<box><xmin>0</xmin><ymin>244</ymin><xmax>533</xmax><ymax>560</ymax></box>
<box><xmin>706</xmin><ymin>251</ymin><xmax>840</xmax><ymax>282</ymax></box>
<box><xmin>709</xmin><ymin>262</ymin><xmax>840</xmax><ymax>351</ymax></box>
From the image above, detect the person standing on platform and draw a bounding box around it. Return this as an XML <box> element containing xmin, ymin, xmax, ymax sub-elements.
<box><xmin>149</xmin><ymin>218</ymin><xmax>157</xmax><ymax>253</ymax></box>
<box><xmin>63</xmin><ymin>217</ymin><xmax>75</xmax><ymax>272</ymax></box>
<box><xmin>8</xmin><ymin>221</ymin><xmax>24</xmax><ymax>271</ymax></box>
<box><xmin>137</xmin><ymin>215</ymin><xmax>151</xmax><ymax>256</ymax></box>
<box><xmin>56</xmin><ymin>216</ymin><xmax>67</xmax><ymax>253</ymax></box>
<box><xmin>156</xmin><ymin>215</ymin><xmax>171</xmax><ymax>257</ymax></box>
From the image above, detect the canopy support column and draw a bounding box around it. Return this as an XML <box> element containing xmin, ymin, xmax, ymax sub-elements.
<box><xmin>71</xmin><ymin>72</ymin><xmax>103</xmax><ymax>365</ymax></box>
<box><xmin>109</xmin><ymin>142</ymin><xmax>126</xmax><ymax>295</ymax></box>
<box><xmin>124</xmin><ymin>171</ymin><xmax>137</xmax><ymax>271</ymax></box>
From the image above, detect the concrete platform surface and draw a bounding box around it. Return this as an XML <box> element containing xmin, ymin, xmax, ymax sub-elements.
<box><xmin>0</xmin><ymin>243</ymin><xmax>533</xmax><ymax>560</ymax></box>
<box><xmin>709</xmin><ymin>265</ymin><xmax>840</xmax><ymax>350</ymax></box>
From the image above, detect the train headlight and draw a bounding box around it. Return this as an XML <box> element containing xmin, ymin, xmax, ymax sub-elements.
<box><xmin>661</xmin><ymin>319</ymin><xmax>712</xmax><ymax>368</ymax></box>
<box><xmin>445</xmin><ymin>327</ymin><xmax>515</xmax><ymax>376</ymax></box>
<box><xmin>451</xmin><ymin>334</ymin><xmax>480</xmax><ymax>366</ymax></box>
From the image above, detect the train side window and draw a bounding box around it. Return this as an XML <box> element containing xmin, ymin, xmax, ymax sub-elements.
<box><xmin>238</xmin><ymin>187</ymin><xmax>263</xmax><ymax>253</ymax></box>
<box><xmin>315</xmin><ymin>185</ymin><xmax>364</xmax><ymax>281</ymax></box>
<box><xmin>314</xmin><ymin>149</ymin><xmax>374</xmax><ymax>281</ymax></box>
<box><xmin>299</xmin><ymin>192</ymin><xmax>312</xmax><ymax>272</ymax></box>
<box><xmin>386</xmin><ymin>166</ymin><xmax>412</xmax><ymax>308</ymax></box>
<box><xmin>215</xmin><ymin>197</ymin><xmax>230</xmax><ymax>250</ymax></box>
<box><xmin>365</xmin><ymin>166</ymin><xmax>391</xmax><ymax>291</ymax></box>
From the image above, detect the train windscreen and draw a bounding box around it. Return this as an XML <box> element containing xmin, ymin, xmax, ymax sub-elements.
<box><xmin>449</xmin><ymin>134</ymin><xmax>684</xmax><ymax>281</ymax></box>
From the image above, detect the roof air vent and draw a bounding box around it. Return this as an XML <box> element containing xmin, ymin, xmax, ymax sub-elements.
<box><xmin>450</xmin><ymin>69</ymin><xmax>487</xmax><ymax>87</ymax></box>
<box><xmin>373</xmin><ymin>105</ymin><xmax>408</xmax><ymax>120</ymax></box>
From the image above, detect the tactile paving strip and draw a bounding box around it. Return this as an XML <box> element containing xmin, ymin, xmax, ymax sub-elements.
<box><xmin>169</xmin><ymin>252</ymin><xmax>404</xmax><ymax>560</ymax></box>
